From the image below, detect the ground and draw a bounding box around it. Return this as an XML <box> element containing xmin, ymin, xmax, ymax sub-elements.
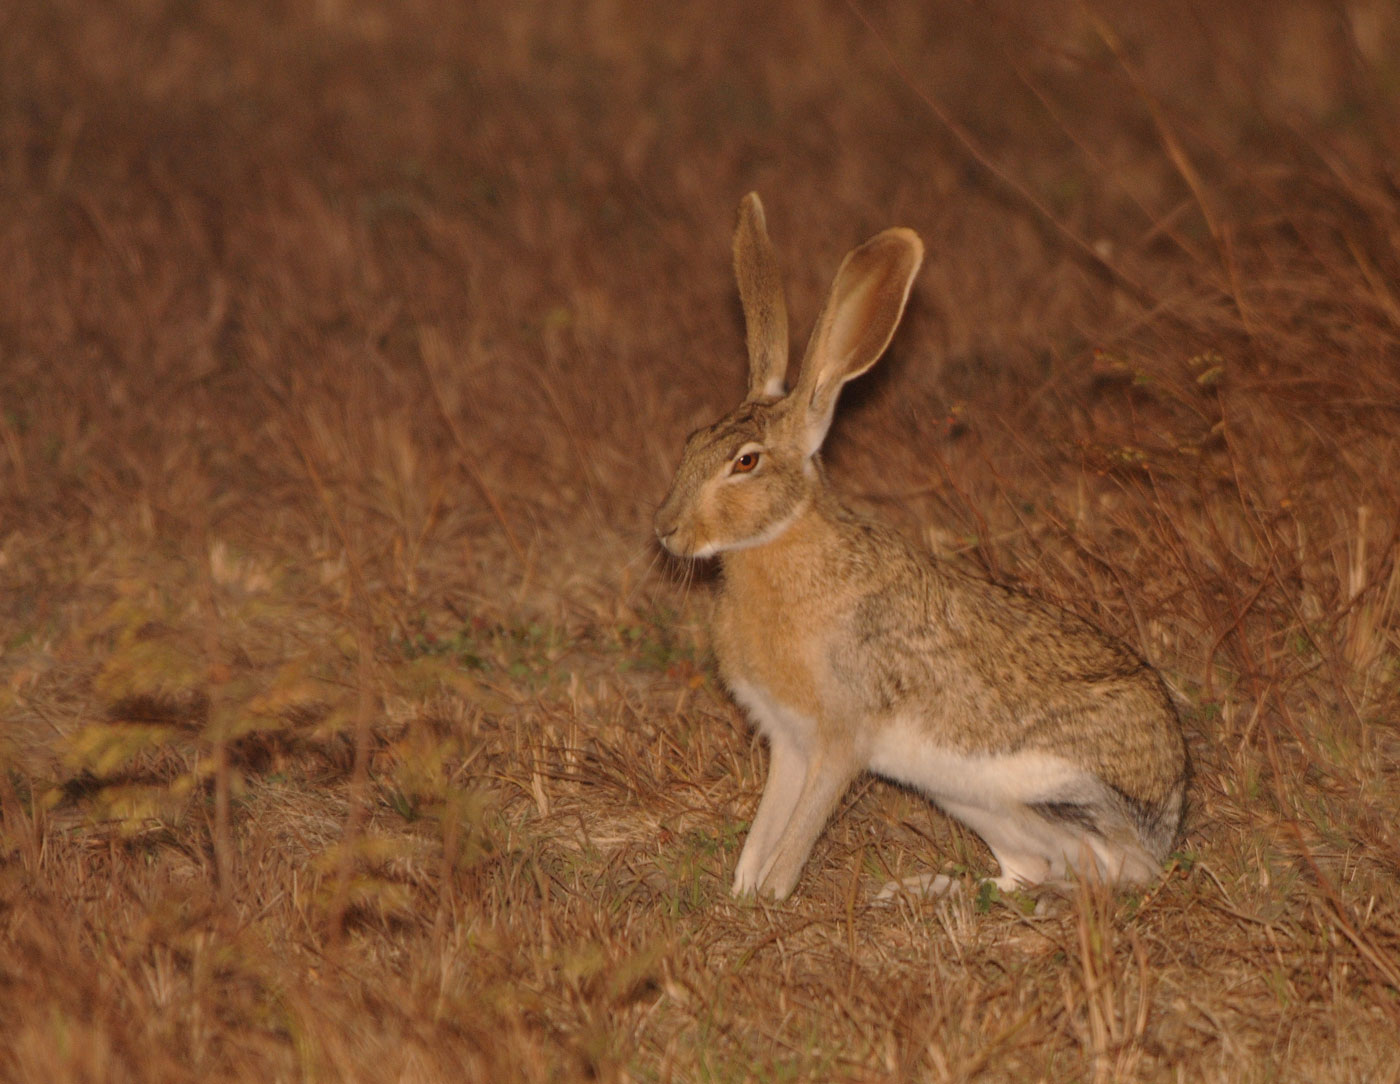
<box><xmin>3</xmin><ymin>1</ymin><xmax>1400</xmax><ymax>1081</ymax></box>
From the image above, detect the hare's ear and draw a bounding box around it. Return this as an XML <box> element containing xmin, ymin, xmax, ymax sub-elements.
<box><xmin>733</xmin><ymin>193</ymin><xmax>790</xmax><ymax>401</ymax></box>
<box><xmin>791</xmin><ymin>227</ymin><xmax>923</xmax><ymax>456</ymax></box>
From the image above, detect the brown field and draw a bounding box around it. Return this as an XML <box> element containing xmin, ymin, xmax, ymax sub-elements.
<box><xmin>4</xmin><ymin>1</ymin><xmax>1400</xmax><ymax>1080</ymax></box>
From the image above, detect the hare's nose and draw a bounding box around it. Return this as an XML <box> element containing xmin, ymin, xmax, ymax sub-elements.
<box><xmin>653</xmin><ymin>510</ymin><xmax>683</xmax><ymax>554</ymax></box>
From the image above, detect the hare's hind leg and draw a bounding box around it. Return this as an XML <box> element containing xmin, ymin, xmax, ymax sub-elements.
<box><xmin>958</xmin><ymin>797</ymin><xmax>1159</xmax><ymax>890</ymax></box>
<box><xmin>873</xmin><ymin>792</ymin><xmax>1161</xmax><ymax>902</ymax></box>
<box><xmin>732</xmin><ymin>732</ymin><xmax>806</xmax><ymax>895</ymax></box>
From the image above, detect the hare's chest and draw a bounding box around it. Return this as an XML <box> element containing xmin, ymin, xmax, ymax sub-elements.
<box><xmin>713</xmin><ymin>576</ymin><xmax>828</xmax><ymax>723</ymax></box>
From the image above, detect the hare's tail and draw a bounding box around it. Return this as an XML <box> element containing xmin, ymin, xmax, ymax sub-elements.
<box><xmin>1128</xmin><ymin>784</ymin><xmax>1185</xmax><ymax>865</ymax></box>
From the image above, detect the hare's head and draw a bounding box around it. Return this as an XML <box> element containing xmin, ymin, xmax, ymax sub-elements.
<box><xmin>655</xmin><ymin>193</ymin><xmax>924</xmax><ymax>559</ymax></box>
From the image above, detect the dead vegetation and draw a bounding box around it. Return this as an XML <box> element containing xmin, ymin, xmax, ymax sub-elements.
<box><xmin>2</xmin><ymin>0</ymin><xmax>1400</xmax><ymax>1080</ymax></box>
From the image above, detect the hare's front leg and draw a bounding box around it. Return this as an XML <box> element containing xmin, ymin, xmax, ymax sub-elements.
<box><xmin>732</xmin><ymin>733</ymin><xmax>806</xmax><ymax>895</ymax></box>
<box><xmin>754</xmin><ymin>747</ymin><xmax>861</xmax><ymax>900</ymax></box>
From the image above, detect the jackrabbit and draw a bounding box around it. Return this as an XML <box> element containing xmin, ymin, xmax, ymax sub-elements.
<box><xmin>655</xmin><ymin>193</ymin><xmax>1187</xmax><ymax>901</ymax></box>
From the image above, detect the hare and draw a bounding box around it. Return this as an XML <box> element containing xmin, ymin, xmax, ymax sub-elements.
<box><xmin>654</xmin><ymin>193</ymin><xmax>1187</xmax><ymax>901</ymax></box>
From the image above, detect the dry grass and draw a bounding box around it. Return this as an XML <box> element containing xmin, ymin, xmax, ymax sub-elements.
<box><xmin>3</xmin><ymin>1</ymin><xmax>1400</xmax><ymax>1080</ymax></box>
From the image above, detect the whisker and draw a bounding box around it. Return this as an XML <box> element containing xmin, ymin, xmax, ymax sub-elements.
<box><xmin>621</xmin><ymin>539</ymin><xmax>667</xmax><ymax>610</ymax></box>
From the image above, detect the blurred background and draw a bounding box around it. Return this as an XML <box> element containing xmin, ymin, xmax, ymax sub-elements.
<box><xmin>3</xmin><ymin>2</ymin><xmax>1399</xmax><ymax>1081</ymax></box>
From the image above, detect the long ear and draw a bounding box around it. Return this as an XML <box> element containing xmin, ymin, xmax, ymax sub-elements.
<box><xmin>733</xmin><ymin>193</ymin><xmax>790</xmax><ymax>401</ymax></box>
<box><xmin>790</xmin><ymin>227</ymin><xmax>923</xmax><ymax>456</ymax></box>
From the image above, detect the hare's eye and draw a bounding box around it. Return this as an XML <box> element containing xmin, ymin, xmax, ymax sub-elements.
<box><xmin>731</xmin><ymin>451</ymin><xmax>760</xmax><ymax>475</ymax></box>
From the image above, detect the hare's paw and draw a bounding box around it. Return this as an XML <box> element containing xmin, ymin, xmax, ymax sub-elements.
<box><xmin>731</xmin><ymin>864</ymin><xmax>761</xmax><ymax>897</ymax></box>
<box><xmin>874</xmin><ymin>873</ymin><xmax>958</xmax><ymax>903</ymax></box>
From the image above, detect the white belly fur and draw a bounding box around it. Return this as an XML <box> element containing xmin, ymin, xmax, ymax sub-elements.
<box><xmin>868</xmin><ymin>717</ymin><xmax>1091</xmax><ymax>810</ymax></box>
